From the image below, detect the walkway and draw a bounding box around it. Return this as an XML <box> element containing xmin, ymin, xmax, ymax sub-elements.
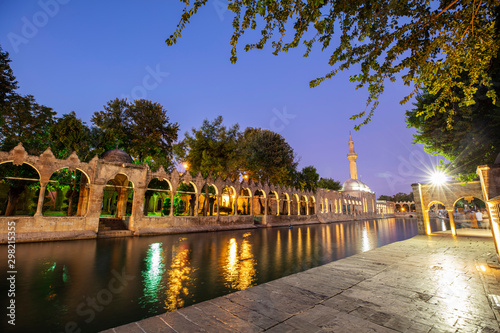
<box><xmin>103</xmin><ymin>235</ymin><xmax>500</xmax><ymax>332</ymax></box>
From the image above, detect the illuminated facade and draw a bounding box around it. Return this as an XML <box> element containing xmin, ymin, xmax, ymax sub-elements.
<box><xmin>0</xmin><ymin>143</ymin><xmax>394</xmax><ymax>243</ymax></box>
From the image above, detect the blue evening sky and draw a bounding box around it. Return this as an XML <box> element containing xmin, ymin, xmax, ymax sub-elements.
<box><xmin>0</xmin><ymin>0</ymin><xmax>445</xmax><ymax>196</ymax></box>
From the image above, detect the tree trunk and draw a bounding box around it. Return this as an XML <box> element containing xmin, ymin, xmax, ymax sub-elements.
<box><xmin>5</xmin><ymin>187</ymin><xmax>24</xmax><ymax>216</ymax></box>
<box><xmin>258</xmin><ymin>197</ymin><xmax>264</xmax><ymax>214</ymax></box>
<box><xmin>66</xmin><ymin>171</ymin><xmax>78</xmax><ymax>216</ymax></box>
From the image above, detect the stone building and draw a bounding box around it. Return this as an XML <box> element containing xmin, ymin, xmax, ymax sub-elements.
<box><xmin>0</xmin><ymin>140</ymin><xmax>394</xmax><ymax>243</ymax></box>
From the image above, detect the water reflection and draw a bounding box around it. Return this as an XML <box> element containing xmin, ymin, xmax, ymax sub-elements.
<box><xmin>141</xmin><ymin>242</ymin><xmax>165</xmax><ymax>306</ymax></box>
<box><xmin>0</xmin><ymin>218</ymin><xmax>418</xmax><ymax>333</ymax></box>
<box><xmin>165</xmin><ymin>242</ymin><xmax>193</xmax><ymax>311</ymax></box>
<box><xmin>223</xmin><ymin>233</ymin><xmax>256</xmax><ymax>290</ymax></box>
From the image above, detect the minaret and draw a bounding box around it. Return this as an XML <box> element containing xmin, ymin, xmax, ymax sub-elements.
<box><xmin>347</xmin><ymin>134</ymin><xmax>358</xmax><ymax>179</ymax></box>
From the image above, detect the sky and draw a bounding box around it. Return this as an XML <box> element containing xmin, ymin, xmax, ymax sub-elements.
<box><xmin>0</xmin><ymin>0</ymin><xmax>446</xmax><ymax>196</ymax></box>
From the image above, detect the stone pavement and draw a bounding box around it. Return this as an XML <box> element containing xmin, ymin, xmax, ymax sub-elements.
<box><xmin>104</xmin><ymin>235</ymin><xmax>500</xmax><ymax>332</ymax></box>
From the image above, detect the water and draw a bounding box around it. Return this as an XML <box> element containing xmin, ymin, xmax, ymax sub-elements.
<box><xmin>0</xmin><ymin>218</ymin><xmax>417</xmax><ymax>333</ymax></box>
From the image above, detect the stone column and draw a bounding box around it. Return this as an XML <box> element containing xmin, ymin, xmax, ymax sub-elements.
<box><xmin>234</xmin><ymin>193</ymin><xmax>239</xmax><ymax>216</ymax></box>
<box><xmin>423</xmin><ymin>210</ymin><xmax>431</xmax><ymax>235</ymax></box>
<box><xmin>194</xmin><ymin>194</ymin><xmax>199</xmax><ymax>217</ymax></box>
<box><xmin>34</xmin><ymin>182</ymin><xmax>47</xmax><ymax>216</ymax></box>
<box><xmin>170</xmin><ymin>191</ymin><xmax>175</xmax><ymax>216</ymax></box>
<box><xmin>216</xmin><ymin>195</ymin><xmax>220</xmax><ymax>217</ymax></box>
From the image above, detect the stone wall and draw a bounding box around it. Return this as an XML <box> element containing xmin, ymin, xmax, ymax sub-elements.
<box><xmin>0</xmin><ymin>144</ymin><xmax>394</xmax><ymax>243</ymax></box>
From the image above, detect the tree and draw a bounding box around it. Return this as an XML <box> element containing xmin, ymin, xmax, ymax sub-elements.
<box><xmin>49</xmin><ymin>112</ymin><xmax>95</xmax><ymax>161</ymax></box>
<box><xmin>406</xmin><ymin>69</ymin><xmax>500</xmax><ymax>181</ymax></box>
<box><xmin>168</xmin><ymin>1</ymin><xmax>500</xmax><ymax>129</ymax></box>
<box><xmin>298</xmin><ymin>166</ymin><xmax>319</xmax><ymax>193</ymax></box>
<box><xmin>377</xmin><ymin>192</ymin><xmax>414</xmax><ymax>202</ymax></box>
<box><xmin>0</xmin><ymin>94</ymin><xmax>55</xmax><ymax>155</ymax></box>
<box><xmin>92</xmin><ymin>98</ymin><xmax>179</xmax><ymax>171</ymax></box>
<box><xmin>91</xmin><ymin>98</ymin><xmax>129</xmax><ymax>150</ymax></box>
<box><xmin>0</xmin><ymin>45</ymin><xmax>18</xmax><ymax>107</ymax></box>
<box><xmin>174</xmin><ymin>116</ymin><xmax>241</xmax><ymax>179</ymax></box>
<box><xmin>240</xmin><ymin>127</ymin><xmax>298</xmax><ymax>186</ymax></box>
<box><xmin>317</xmin><ymin>177</ymin><xmax>342</xmax><ymax>191</ymax></box>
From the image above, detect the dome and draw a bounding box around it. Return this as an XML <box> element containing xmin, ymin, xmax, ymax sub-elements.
<box><xmin>342</xmin><ymin>178</ymin><xmax>372</xmax><ymax>193</ymax></box>
<box><xmin>100</xmin><ymin>149</ymin><xmax>134</xmax><ymax>164</ymax></box>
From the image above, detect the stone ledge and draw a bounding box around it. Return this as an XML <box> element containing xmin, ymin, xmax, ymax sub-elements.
<box><xmin>0</xmin><ymin>230</ymin><xmax>97</xmax><ymax>244</ymax></box>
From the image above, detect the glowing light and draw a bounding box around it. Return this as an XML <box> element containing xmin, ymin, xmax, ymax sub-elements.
<box><xmin>141</xmin><ymin>242</ymin><xmax>165</xmax><ymax>307</ymax></box>
<box><xmin>430</xmin><ymin>171</ymin><xmax>448</xmax><ymax>185</ymax></box>
<box><xmin>480</xmin><ymin>265</ymin><xmax>487</xmax><ymax>272</ymax></box>
<box><xmin>182</xmin><ymin>163</ymin><xmax>188</xmax><ymax>170</ymax></box>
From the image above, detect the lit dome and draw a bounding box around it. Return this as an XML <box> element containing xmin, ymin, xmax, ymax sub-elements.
<box><xmin>342</xmin><ymin>178</ymin><xmax>372</xmax><ymax>193</ymax></box>
<box><xmin>100</xmin><ymin>149</ymin><xmax>134</xmax><ymax>164</ymax></box>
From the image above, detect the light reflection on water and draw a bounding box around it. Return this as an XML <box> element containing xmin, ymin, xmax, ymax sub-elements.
<box><xmin>0</xmin><ymin>218</ymin><xmax>418</xmax><ymax>333</ymax></box>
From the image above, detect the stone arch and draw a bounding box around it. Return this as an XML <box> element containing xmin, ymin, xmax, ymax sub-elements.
<box><xmin>309</xmin><ymin>196</ymin><xmax>316</xmax><ymax>214</ymax></box>
<box><xmin>253</xmin><ymin>189</ymin><xmax>266</xmax><ymax>215</ymax></box>
<box><xmin>198</xmin><ymin>183</ymin><xmax>218</xmax><ymax>216</ymax></box>
<box><xmin>300</xmin><ymin>195</ymin><xmax>308</xmax><ymax>215</ymax></box>
<box><xmin>42</xmin><ymin>167</ymin><xmax>90</xmax><ymax>217</ymax></box>
<box><xmin>101</xmin><ymin>173</ymin><xmax>134</xmax><ymax>219</ymax></box>
<box><xmin>291</xmin><ymin>193</ymin><xmax>299</xmax><ymax>215</ymax></box>
<box><xmin>144</xmin><ymin>178</ymin><xmax>172</xmax><ymax>216</ymax></box>
<box><xmin>268</xmin><ymin>191</ymin><xmax>279</xmax><ymax>215</ymax></box>
<box><xmin>175</xmin><ymin>181</ymin><xmax>197</xmax><ymax>216</ymax></box>
<box><xmin>238</xmin><ymin>188</ymin><xmax>252</xmax><ymax>215</ymax></box>
<box><xmin>280</xmin><ymin>192</ymin><xmax>290</xmax><ymax>215</ymax></box>
<box><xmin>219</xmin><ymin>186</ymin><xmax>236</xmax><ymax>216</ymax></box>
<box><xmin>0</xmin><ymin>162</ymin><xmax>41</xmax><ymax>216</ymax></box>
<box><xmin>453</xmin><ymin>196</ymin><xmax>489</xmax><ymax>229</ymax></box>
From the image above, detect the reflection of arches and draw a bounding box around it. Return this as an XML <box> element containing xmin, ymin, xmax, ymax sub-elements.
<box><xmin>309</xmin><ymin>196</ymin><xmax>315</xmax><ymax>214</ymax></box>
<box><xmin>291</xmin><ymin>194</ymin><xmax>299</xmax><ymax>215</ymax></box>
<box><xmin>144</xmin><ymin>178</ymin><xmax>172</xmax><ymax>216</ymax></box>
<box><xmin>300</xmin><ymin>195</ymin><xmax>308</xmax><ymax>215</ymax></box>
<box><xmin>253</xmin><ymin>190</ymin><xmax>266</xmax><ymax>215</ymax></box>
<box><xmin>268</xmin><ymin>191</ymin><xmax>278</xmax><ymax>215</ymax></box>
<box><xmin>280</xmin><ymin>193</ymin><xmax>290</xmax><ymax>215</ymax></box>
<box><xmin>175</xmin><ymin>182</ymin><xmax>197</xmax><ymax>216</ymax></box>
<box><xmin>43</xmin><ymin>168</ymin><xmax>90</xmax><ymax>217</ymax></box>
<box><xmin>219</xmin><ymin>186</ymin><xmax>236</xmax><ymax>216</ymax></box>
<box><xmin>101</xmin><ymin>173</ymin><xmax>134</xmax><ymax>218</ymax></box>
<box><xmin>0</xmin><ymin>162</ymin><xmax>40</xmax><ymax>216</ymax></box>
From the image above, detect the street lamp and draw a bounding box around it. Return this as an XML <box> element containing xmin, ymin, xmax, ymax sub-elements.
<box><xmin>430</xmin><ymin>170</ymin><xmax>447</xmax><ymax>185</ymax></box>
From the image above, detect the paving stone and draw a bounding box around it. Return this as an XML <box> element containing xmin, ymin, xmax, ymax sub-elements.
<box><xmin>113</xmin><ymin>322</ymin><xmax>147</xmax><ymax>333</ymax></box>
<box><xmin>175</xmin><ymin>305</ymin><xmax>235</xmax><ymax>333</ymax></box>
<box><xmin>136</xmin><ymin>316</ymin><xmax>176</xmax><ymax>333</ymax></box>
<box><xmin>193</xmin><ymin>300</ymin><xmax>261</xmax><ymax>333</ymax></box>
<box><xmin>106</xmin><ymin>235</ymin><xmax>500</xmax><ymax>333</ymax></box>
<box><xmin>209</xmin><ymin>297</ymin><xmax>277</xmax><ymax>330</ymax></box>
<box><xmin>159</xmin><ymin>310</ymin><xmax>206</xmax><ymax>332</ymax></box>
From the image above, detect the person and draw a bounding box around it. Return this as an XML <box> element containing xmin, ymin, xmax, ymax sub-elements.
<box><xmin>475</xmin><ymin>210</ymin><xmax>483</xmax><ymax>224</ymax></box>
<box><xmin>471</xmin><ymin>210</ymin><xmax>478</xmax><ymax>228</ymax></box>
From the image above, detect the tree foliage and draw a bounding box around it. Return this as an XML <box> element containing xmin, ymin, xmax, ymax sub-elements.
<box><xmin>378</xmin><ymin>192</ymin><xmax>414</xmax><ymax>202</ymax></box>
<box><xmin>317</xmin><ymin>177</ymin><xmax>342</xmax><ymax>191</ymax></box>
<box><xmin>1</xmin><ymin>94</ymin><xmax>55</xmax><ymax>155</ymax></box>
<box><xmin>49</xmin><ymin>112</ymin><xmax>97</xmax><ymax>161</ymax></box>
<box><xmin>0</xmin><ymin>46</ymin><xmax>18</xmax><ymax>106</ymax></box>
<box><xmin>297</xmin><ymin>165</ymin><xmax>319</xmax><ymax>192</ymax></box>
<box><xmin>168</xmin><ymin>0</ymin><xmax>500</xmax><ymax>128</ymax></box>
<box><xmin>240</xmin><ymin>127</ymin><xmax>298</xmax><ymax>185</ymax></box>
<box><xmin>406</xmin><ymin>68</ymin><xmax>500</xmax><ymax>181</ymax></box>
<box><xmin>174</xmin><ymin>116</ymin><xmax>240</xmax><ymax>179</ymax></box>
<box><xmin>92</xmin><ymin>98</ymin><xmax>179</xmax><ymax>171</ymax></box>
